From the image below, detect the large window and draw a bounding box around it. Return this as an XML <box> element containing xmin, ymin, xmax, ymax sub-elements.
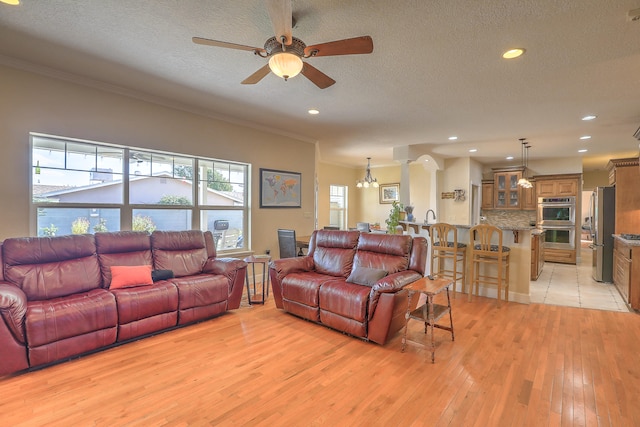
<box><xmin>31</xmin><ymin>134</ymin><xmax>249</xmax><ymax>253</ymax></box>
<box><xmin>329</xmin><ymin>185</ymin><xmax>348</xmax><ymax>229</ymax></box>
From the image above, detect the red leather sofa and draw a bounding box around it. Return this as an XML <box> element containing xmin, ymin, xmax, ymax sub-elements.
<box><xmin>0</xmin><ymin>230</ymin><xmax>247</xmax><ymax>376</ymax></box>
<box><xmin>270</xmin><ymin>230</ymin><xmax>428</xmax><ymax>345</ymax></box>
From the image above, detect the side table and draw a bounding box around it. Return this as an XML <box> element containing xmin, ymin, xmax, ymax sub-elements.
<box><xmin>401</xmin><ymin>276</ymin><xmax>454</xmax><ymax>363</ymax></box>
<box><xmin>243</xmin><ymin>255</ymin><xmax>271</xmax><ymax>305</ymax></box>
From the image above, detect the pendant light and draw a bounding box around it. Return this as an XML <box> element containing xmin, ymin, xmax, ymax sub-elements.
<box><xmin>517</xmin><ymin>138</ymin><xmax>533</xmax><ymax>188</ymax></box>
<box><xmin>356</xmin><ymin>157</ymin><xmax>379</xmax><ymax>188</ymax></box>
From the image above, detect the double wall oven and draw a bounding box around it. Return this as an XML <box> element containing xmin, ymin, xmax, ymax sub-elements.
<box><xmin>537</xmin><ymin>196</ymin><xmax>576</xmax><ymax>250</ymax></box>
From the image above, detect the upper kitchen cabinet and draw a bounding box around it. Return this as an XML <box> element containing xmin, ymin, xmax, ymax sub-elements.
<box><xmin>521</xmin><ymin>180</ymin><xmax>536</xmax><ymax>210</ymax></box>
<box><xmin>535</xmin><ymin>175</ymin><xmax>579</xmax><ymax>197</ymax></box>
<box><xmin>481</xmin><ymin>180</ymin><xmax>494</xmax><ymax>210</ymax></box>
<box><xmin>607</xmin><ymin>157</ymin><xmax>640</xmax><ymax>234</ymax></box>
<box><xmin>493</xmin><ymin>167</ymin><xmax>524</xmax><ymax>210</ymax></box>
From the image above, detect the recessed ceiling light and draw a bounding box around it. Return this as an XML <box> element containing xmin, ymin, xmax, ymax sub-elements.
<box><xmin>0</xmin><ymin>0</ymin><xmax>20</xmax><ymax>4</ymax></box>
<box><xmin>502</xmin><ymin>48</ymin><xmax>525</xmax><ymax>59</ymax></box>
<box><xmin>578</xmin><ymin>149</ymin><xmax>588</xmax><ymax>153</ymax></box>
<box><xmin>448</xmin><ymin>136</ymin><xmax>458</xmax><ymax>141</ymax></box>
<box><xmin>308</xmin><ymin>109</ymin><xmax>320</xmax><ymax>115</ymax></box>
<box><xmin>581</xmin><ymin>115</ymin><xmax>597</xmax><ymax>121</ymax></box>
<box><xmin>580</xmin><ymin>135</ymin><xmax>591</xmax><ymax>140</ymax></box>
<box><xmin>469</xmin><ymin>149</ymin><xmax>478</xmax><ymax>153</ymax></box>
<box><xmin>506</xmin><ymin>156</ymin><xmax>514</xmax><ymax>160</ymax></box>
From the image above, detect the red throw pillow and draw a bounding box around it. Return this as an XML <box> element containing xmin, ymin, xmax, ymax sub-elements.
<box><xmin>110</xmin><ymin>265</ymin><xmax>154</xmax><ymax>289</ymax></box>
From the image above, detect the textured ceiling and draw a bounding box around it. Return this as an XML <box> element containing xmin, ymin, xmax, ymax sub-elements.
<box><xmin>1</xmin><ymin>0</ymin><xmax>639</xmax><ymax>171</ymax></box>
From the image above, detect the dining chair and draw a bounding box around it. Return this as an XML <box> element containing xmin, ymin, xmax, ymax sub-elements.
<box><xmin>277</xmin><ymin>229</ymin><xmax>298</xmax><ymax>259</ymax></box>
<box><xmin>356</xmin><ymin>222</ymin><xmax>370</xmax><ymax>232</ymax></box>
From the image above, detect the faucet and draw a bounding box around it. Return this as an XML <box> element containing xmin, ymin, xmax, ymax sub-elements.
<box><xmin>426</xmin><ymin>209</ymin><xmax>436</xmax><ymax>224</ymax></box>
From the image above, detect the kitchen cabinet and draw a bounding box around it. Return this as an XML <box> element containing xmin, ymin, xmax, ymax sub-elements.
<box><xmin>481</xmin><ymin>180</ymin><xmax>494</xmax><ymax>210</ymax></box>
<box><xmin>536</xmin><ymin>177</ymin><xmax>578</xmax><ymax>197</ymax></box>
<box><xmin>607</xmin><ymin>158</ymin><xmax>640</xmax><ymax>234</ymax></box>
<box><xmin>613</xmin><ymin>237</ymin><xmax>640</xmax><ymax>310</ymax></box>
<box><xmin>493</xmin><ymin>168</ymin><xmax>523</xmax><ymax>210</ymax></box>
<box><xmin>531</xmin><ymin>231</ymin><xmax>545</xmax><ymax>280</ymax></box>
<box><xmin>521</xmin><ymin>180</ymin><xmax>536</xmax><ymax>210</ymax></box>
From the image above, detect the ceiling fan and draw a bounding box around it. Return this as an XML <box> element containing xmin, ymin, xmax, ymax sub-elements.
<box><xmin>192</xmin><ymin>0</ymin><xmax>373</xmax><ymax>89</ymax></box>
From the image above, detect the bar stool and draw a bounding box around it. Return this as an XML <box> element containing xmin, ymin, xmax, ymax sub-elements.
<box><xmin>468</xmin><ymin>224</ymin><xmax>510</xmax><ymax>306</ymax></box>
<box><xmin>430</xmin><ymin>223</ymin><xmax>466</xmax><ymax>297</ymax></box>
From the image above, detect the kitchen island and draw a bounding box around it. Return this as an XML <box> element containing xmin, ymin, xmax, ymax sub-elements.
<box><xmin>400</xmin><ymin>219</ymin><xmax>537</xmax><ymax>304</ymax></box>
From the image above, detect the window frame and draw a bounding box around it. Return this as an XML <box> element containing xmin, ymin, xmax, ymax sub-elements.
<box><xmin>30</xmin><ymin>133</ymin><xmax>250</xmax><ymax>253</ymax></box>
<box><xmin>329</xmin><ymin>184</ymin><xmax>348</xmax><ymax>230</ymax></box>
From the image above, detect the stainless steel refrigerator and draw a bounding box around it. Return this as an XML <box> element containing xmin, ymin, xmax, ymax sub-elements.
<box><xmin>589</xmin><ymin>186</ymin><xmax>615</xmax><ymax>282</ymax></box>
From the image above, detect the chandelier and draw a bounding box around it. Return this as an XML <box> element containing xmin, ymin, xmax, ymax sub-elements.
<box><xmin>356</xmin><ymin>157</ymin><xmax>379</xmax><ymax>188</ymax></box>
<box><xmin>517</xmin><ymin>138</ymin><xmax>533</xmax><ymax>188</ymax></box>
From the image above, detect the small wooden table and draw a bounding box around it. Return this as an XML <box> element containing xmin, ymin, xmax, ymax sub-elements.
<box><xmin>401</xmin><ymin>276</ymin><xmax>455</xmax><ymax>363</ymax></box>
<box><xmin>296</xmin><ymin>235</ymin><xmax>311</xmax><ymax>256</ymax></box>
<box><xmin>243</xmin><ymin>255</ymin><xmax>271</xmax><ymax>305</ymax></box>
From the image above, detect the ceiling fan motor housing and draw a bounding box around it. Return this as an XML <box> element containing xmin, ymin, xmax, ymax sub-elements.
<box><xmin>264</xmin><ymin>36</ymin><xmax>306</xmax><ymax>57</ymax></box>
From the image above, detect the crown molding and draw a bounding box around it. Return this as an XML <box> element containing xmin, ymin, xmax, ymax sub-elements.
<box><xmin>0</xmin><ymin>54</ymin><xmax>316</xmax><ymax>145</ymax></box>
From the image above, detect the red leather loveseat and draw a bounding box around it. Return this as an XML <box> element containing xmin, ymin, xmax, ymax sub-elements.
<box><xmin>0</xmin><ymin>230</ymin><xmax>246</xmax><ymax>376</ymax></box>
<box><xmin>269</xmin><ymin>230</ymin><xmax>428</xmax><ymax>345</ymax></box>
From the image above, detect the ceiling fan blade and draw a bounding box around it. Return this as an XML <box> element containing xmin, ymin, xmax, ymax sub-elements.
<box><xmin>301</xmin><ymin>63</ymin><xmax>335</xmax><ymax>89</ymax></box>
<box><xmin>265</xmin><ymin>0</ymin><xmax>292</xmax><ymax>45</ymax></box>
<box><xmin>192</xmin><ymin>37</ymin><xmax>265</xmax><ymax>54</ymax></box>
<box><xmin>304</xmin><ymin>36</ymin><xmax>374</xmax><ymax>57</ymax></box>
<box><xmin>241</xmin><ymin>64</ymin><xmax>271</xmax><ymax>85</ymax></box>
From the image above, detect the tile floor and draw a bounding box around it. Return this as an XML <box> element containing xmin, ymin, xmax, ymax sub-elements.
<box><xmin>529</xmin><ymin>244</ymin><xmax>629</xmax><ymax>312</ymax></box>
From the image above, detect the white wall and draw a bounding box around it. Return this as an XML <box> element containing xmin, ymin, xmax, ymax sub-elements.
<box><xmin>0</xmin><ymin>64</ymin><xmax>315</xmax><ymax>257</ymax></box>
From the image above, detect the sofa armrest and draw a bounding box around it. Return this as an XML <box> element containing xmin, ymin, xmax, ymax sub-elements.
<box><xmin>368</xmin><ymin>271</ymin><xmax>422</xmax><ymax>320</ymax></box>
<box><xmin>270</xmin><ymin>256</ymin><xmax>314</xmax><ymax>281</ymax></box>
<box><xmin>203</xmin><ymin>257</ymin><xmax>247</xmax><ymax>279</ymax></box>
<box><xmin>0</xmin><ymin>281</ymin><xmax>27</xmax><ymax>343</ymax></box>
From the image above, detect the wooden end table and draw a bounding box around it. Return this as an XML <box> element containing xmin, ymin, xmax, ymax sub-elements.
<box><xmin>401</xmin><ymin>276</ymin><xmax>455</xmax><ymax>363</ymax></box>
<box><xmin>243</xmin><ymin>255</ymin><xmax>271</xmax><ymax>305</ymax></box>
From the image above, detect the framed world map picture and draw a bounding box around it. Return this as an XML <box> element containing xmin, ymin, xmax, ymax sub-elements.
<box><xmin>260</xmin><ymin>168</ymin><xmax>301</xmax><ymax>208</ymax></box>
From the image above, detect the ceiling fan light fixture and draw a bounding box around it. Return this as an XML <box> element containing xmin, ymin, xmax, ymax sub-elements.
<box><xmin>268</xmin><ymin>52</ymin><xmax>303</xmax><ymax>80</ymax></box>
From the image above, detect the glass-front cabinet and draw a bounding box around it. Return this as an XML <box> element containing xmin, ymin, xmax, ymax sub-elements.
<box><xmin>494</xmin><ymin>170</ymin><xmax>522</xmax><ymax>209</ymax></box>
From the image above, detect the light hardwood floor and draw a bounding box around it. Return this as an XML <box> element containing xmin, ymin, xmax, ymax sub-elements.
<box><xmin>2</xmin><ymin>293</ymin><xmax>640</xmax><ymax>426</ymax></box>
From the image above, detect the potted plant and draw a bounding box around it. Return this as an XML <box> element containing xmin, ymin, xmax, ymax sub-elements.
<box><xmin>385</xmin><ymin>200</ymin><xmax>404</xmax><ymax>234</ymax></box>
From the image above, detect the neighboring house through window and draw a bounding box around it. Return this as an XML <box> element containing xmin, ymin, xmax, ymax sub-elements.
<box><xmin>31</xmin><ymin>133</ymin><xmax>249</xmax><ymax>253</ymax></box>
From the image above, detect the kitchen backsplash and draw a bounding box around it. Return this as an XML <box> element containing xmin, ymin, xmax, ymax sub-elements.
<box><xmin>481</xmin><ymin>210</ymin><xmax>537</xmax><ymax>228</ymax></box>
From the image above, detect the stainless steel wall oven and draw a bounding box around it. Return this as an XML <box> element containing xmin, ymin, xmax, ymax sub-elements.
<box><xmin>537</xmin><ymin>196</ymin><xmax>576</xmax><ymax>227</ymax></box>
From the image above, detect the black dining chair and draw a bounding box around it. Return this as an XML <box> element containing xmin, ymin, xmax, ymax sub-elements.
<box><xmin>277</xmin><ymin>229</ymin><xmax>298</xmax><ymax>259</ymax></box>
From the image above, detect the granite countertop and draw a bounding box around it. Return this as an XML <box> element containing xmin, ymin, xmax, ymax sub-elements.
<box><xmin>451</xmin><ymin>223</ymin><xmax>537</xmax><ymax>231</ymax></box>
<box><xmin>613</xmin><ymin>234</ymin><xmax>640</xmax><ymax>246</ymax></box>
<box><xmin>401</xmin><ymin>220</ymin><xmax>537</xmax><ymax>232</ymax></box>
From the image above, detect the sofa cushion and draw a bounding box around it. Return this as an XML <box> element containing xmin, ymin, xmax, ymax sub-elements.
<box><xmin>353</xmin><ymin>233</ymin><xmax>412</xmax><ymax>274</ymax></box>
<box><xmin>319</xmin><ymin>281</ymin><xmax>370</xmax><ymax>322</ymax></box>
<box><xmin>95</xmin><ymin>231</ymin><xmax>153</xmax><ymax>288</ymax></box>
<box><xmin>170</xmin><ymin>274</ymin><xmax>229</xmax><ymax>324</ymax></box>
<box><xmin>151</xmin><ymin>230</ymin><xmax>208</xmax><ymax>277</ymax></box>
<box><xmin>25</xmin><ymin>289</ymin><xmax>117</xmax><ymax>347</ymax></box>
<box><xmin>3</xmin><ymin>234</ymin><xmax>102</xmax><ymax>300</ymax></box>
<box><xmin>110</xmin><ymin>265</ymin><xmax>154</xmax><ymax>289</ymax></box>
<box><xmin>282</xmin><ymin>272</ymin><xmax>334</xmax><ymax>308</ymax></box>
<box><xmin>312</xmin><ymin>230</ymin><xmax>359</xmax><ymax>278</ymax></box>
<box><xmin>111</xmin><ymin>281</ymin><xmax>178</xmax><ymax>325</ymax></box>
<box><xmin>346</xmin><ymin>266</ymin><xmax>388</xmax><ymax>287</ymax></box>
